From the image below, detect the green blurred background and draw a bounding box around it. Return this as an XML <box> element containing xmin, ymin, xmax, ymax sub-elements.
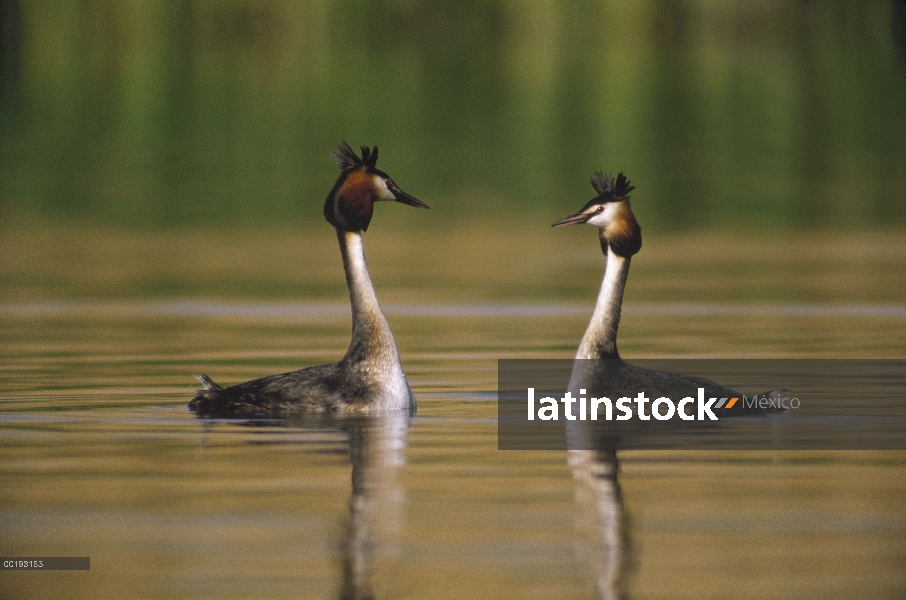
<box><xmin>2</xmin><ymin>0</ymin><xmax>905</xmax><ymax>231</ymax></box>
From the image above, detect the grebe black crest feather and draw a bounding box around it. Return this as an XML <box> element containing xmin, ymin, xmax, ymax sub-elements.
<box><xmin>331</xmin><ymin>141</ymin><xmax>379</xmax><ymax>171</ymax></box>
<box><xmin>589</xmin><ymin>170</ymin><xmax>612</xmax><ymax>196</ymax></box>
<box><xmin>590</xmin><ymin>171</ymin><xmax>635</xmax><ymax>199</ymax></box>
<box><xmin>614</xmin><ymin>172</ymin><xmax>635</xmax><ymax>198</ymax></box>
<box><xmin>361</xmin><ymin>145</ymin><xmax>378</xmax><ymax>169</ymax></box>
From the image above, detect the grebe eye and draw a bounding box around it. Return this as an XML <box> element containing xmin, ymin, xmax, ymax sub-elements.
<box><xmin>596</xmin><ymin>206</ymin><xmax>604</xmax><ymax>212</ymax></box>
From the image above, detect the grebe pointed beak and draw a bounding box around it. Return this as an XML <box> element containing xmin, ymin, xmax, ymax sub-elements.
<box><xmin>552</xmin><ymin>210</ymin><xmax>593</xmax><ymax>227</ymax></box>
<box><xmin>390</xmin><ymin>185</ymin><xmax>430</xmax><ymax>209</ymax></box>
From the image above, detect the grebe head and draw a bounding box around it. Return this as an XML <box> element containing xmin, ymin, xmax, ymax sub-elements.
<box><xmin>552</xmin><ymin>171</ymin><xmax>642</xmax><ymax>258</ymax></box>
<box><xmin>324</xmin><ymin>141</ymin><xmax>429</xmax><ymax>232</ymax></box>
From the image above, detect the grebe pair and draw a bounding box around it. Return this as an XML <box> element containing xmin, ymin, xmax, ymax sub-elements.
<box><xmin>190</xmin><ymin>143</ymin><xmax>771</xmax><ymax>418</ymax></box>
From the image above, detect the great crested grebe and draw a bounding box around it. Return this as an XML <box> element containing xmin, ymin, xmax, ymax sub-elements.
<box><xmin>553</xmin><ymin>171</ymin><xmax>640</xmax><ymax>361</ymax></box>
<box><xmin>189</xmin><ymin>141</ymin><xmax>429</xmax><ymax>418</ymax></box>
<box><xmin>554</xmin><ymin>171</ymin><xmax>785</xmax><ymax>414</ymax></box>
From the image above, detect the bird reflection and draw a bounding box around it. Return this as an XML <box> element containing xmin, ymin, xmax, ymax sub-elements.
<box><xmin>338</xmin><ymin>412</ymin><xmax>408</xmax><ymax>600</ymax></box>
<box><xmin>566</xmin><ymin>369</ymin><xmax>633</xmax><ymax>600</ymax></box>
<box><xmin>568</xmin><ymin>448</ymin><xmax>631</xmax><ymax>600</ymax></box>
<box><xmin>201</xmin><ymin>411</ymin><xmax>409</xmax><ymax>600</ymax></box>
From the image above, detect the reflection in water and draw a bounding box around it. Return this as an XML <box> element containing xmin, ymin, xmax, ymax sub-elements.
<box><xmin>563</xmin><ymin>356</ymin><xmax>793</xmax><ymax>598</ymax></box>
<box><xmin>339</xmin><ymin>413</ymin><xmax>408</xmax><ymax>600</ymax></box>
<box><xmin>568</xmin><ymin>448</ymin><xmax>630</xmax><ymax>600</ymax></box>
<box><xmin>199</xmin><ymin>411</ymin><xmax>409</xmax><ymax>600</ymax></box>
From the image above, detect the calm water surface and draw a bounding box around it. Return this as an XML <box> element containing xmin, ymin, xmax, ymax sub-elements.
<box><xmin>2</xmin><ymin>230</ymin><xmax>905</xmax><ymax>599</ymax></box>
